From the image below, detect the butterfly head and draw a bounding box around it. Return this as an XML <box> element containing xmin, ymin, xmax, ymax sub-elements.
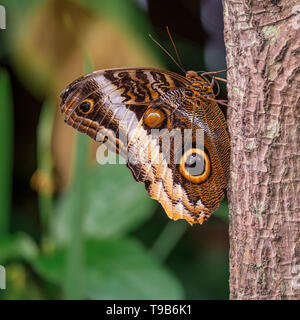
<box><xmin>186</xmin><ymin>70</ymin><xmax>198</xmax><ymax>79</ymax></box>
<box><xmin>185</xmin><ymin>70</ymin><xmax>214</xmax><ymax>98</ymax></box>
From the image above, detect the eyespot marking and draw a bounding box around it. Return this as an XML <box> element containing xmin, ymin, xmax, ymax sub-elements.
<box><xmin>78</xmin><ymin>99</ymin><xmax>94</xmax><ymax>114</ymax></box>
<box><xmin>143</xmin><ymin>107</ymin><xmax>165</xmax><ymax>128</ymax></box>
<box><xmin>179</xmin><ymin>148</ymin><xmax>210</xmax><ymax>183</ymax></box>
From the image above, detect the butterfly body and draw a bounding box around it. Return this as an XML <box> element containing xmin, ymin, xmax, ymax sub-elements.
<box><xmin>60</xmin><ymin>68</ymin><xmax>230</xmax><ymax>225</ymax></box>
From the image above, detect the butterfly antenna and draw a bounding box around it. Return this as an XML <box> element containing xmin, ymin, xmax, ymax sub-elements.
<box><xmin>148</xmin><ymin>33</ymin><xmax>186</xmax><ymax>74</ymax></box>
<box><xmin>166</xmin><ymin>26</ymin><xmax>186</xmax><ymax>73</ymax></box>
<box><xmin>212</xmin><ymin>76</ymin><xmax>221</xmax><ymax>97</ymax></box>
<box><xmin>198</xmin><ymin>66</ymin><xmax>232</xmax><ymax>82</ymax></box>
<box><xmin>213</xmin><ymin>76</ymin><xmax>227</xmax><ymax>83</ymax></box>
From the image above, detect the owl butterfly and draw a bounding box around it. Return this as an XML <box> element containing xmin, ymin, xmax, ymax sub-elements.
<box><xmin>60</xmin><ymin>67</ymin><xmax>230</xmax><ymax>225</ymax></box>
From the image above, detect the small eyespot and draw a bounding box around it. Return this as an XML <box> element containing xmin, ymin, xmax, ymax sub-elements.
<box><xmin>78</xmin><ymin>99</ymin><xmax>94</xmax><ymax>114</ymax></box>
<box><xmin>179</xmin><ymin>148</ymin><xmax>210</xmax><ymax>183</ymax></box>
<box><xmin>143</xmin><ymin>107</ymin><xmax>165</xmax><ymax>128</ymax></box>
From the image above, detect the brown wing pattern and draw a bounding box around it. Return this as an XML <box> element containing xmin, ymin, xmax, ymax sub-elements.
<box><xmin>60</xmin><ymin>67</ymin><xmax>230</xmax><ymax>225</ymax></box>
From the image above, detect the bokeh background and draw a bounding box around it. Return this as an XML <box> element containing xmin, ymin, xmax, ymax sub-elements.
<box><xmin>0</xmin><ymin>0</ymin><xmax>229</xmax><ymax>300</ymax></box>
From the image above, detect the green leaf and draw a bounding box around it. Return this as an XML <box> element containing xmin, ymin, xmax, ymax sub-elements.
<box><xmin>0</xmin><ymin>262</ymin><xmax>44</xmax><ymax>300</ymax></box>
<box><xmin>0</xmin><ymin>233</ymin><xmax>38</xmax><ymax>264</ymax></box>
<box><xmin>31</xmin><ymin>238</ymin><xmax>184</xmax><ymax>300</ymax></box>
<box><xmin>52</xmin><ymin>164</ymin><xmax>156</xmax><ymax>243</ymax></box>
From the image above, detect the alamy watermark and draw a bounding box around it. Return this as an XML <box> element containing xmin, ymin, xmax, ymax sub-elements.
<box><xmin>0</xmin><ymin>265</ymin><xmax>5</xmax><ymax>290</ymax></box>
<box><xmin>95</xmin><ymin>122</ymin><xmax>205</xmax><ymax>173</ymax></box>
<box><xmin>0</xmin><ymin>5</ymin><xmax>6</xmax><ymax>30</ymax></box>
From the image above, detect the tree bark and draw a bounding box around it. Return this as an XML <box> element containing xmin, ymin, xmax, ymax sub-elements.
<box><xmin>223</xmin><ymin>0</ymin><xmax>300</xmax><ymax>299</ymax></box>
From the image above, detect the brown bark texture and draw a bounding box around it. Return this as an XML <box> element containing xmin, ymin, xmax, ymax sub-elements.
<box><xmin>223</xmin><ymin>0</ymin><xmax>300</xmax><ymax>299</ymax></box>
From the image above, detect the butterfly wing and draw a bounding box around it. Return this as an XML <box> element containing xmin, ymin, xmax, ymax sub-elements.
<box><xmin>60</xmin><ymin>67</ymin><xmax>229</xmax><ymax>225</ymax></box>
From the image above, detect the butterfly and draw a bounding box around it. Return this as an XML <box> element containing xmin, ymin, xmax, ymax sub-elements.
<box><xmin>60</xmin><ymin>67</ymin><xmax>230</xmax><ymax>225</ymax></box>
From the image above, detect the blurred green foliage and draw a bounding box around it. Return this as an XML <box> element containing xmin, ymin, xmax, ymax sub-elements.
<box><xmin>0</xmin><ymin>69</ymin><xmax>13</xmax><ymax>234</ymax></box>
<box><xmin>0</xmin><ymin>0</ymin><xmax>229</xmax><ymax>300</ymax></box>
<box><xmin>33</xmin><ymin>238</ymin><xmax>184</xmax><ymax>299</ymax></box>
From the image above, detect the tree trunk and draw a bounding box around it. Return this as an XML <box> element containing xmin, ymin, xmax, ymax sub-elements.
<box><xmin>222</xmin><ymin>0</ymin><xmax>300</xmax><ymax>299</ymax></box>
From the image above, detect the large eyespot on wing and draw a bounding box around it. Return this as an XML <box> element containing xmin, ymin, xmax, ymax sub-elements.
<box><xmin>194</xmin><ymin>98</ymin><xmax>230</xmax><ymax>185</ymax></box>
<box><xmin>179</xmin><ymin>148</ymin><xmax>211</xmax><ymax>184</ymax></box>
